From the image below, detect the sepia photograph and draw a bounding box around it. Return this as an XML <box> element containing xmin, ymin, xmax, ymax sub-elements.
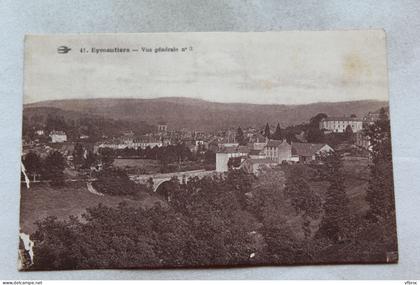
<box><xmin>19</xmin><ymin>31</ymin><xmax>397</xmax><ymax>270</ymax></box>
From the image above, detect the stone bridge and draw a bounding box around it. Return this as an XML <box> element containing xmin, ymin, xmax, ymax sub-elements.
<box><xmin>129</xmin><ymin>169</ymin><xmax>215</xmax><ymax>192</ymax></box>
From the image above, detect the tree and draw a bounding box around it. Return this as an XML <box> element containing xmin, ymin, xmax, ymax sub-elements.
<box><xmin>30</xmin><ymin>205</ymin><xmax>163</xmax><ymax>270</ymax></box>
<box><xmin>98</xmin><ymin>147</ymin><xmax>115</xmax><ymax>168</ymax></box>
<box><xmin>92</xmin><ymin>168</ymin><xmax>139</xmax><ymax>196</ymax></box>
<box><xmin>307</xmin><ymin>113</ymin><xmax>327</xmax><ymax>143</ymax></box>
<box><xmin>236</xmin><ymin>127</ymin><xmax>246</xmax><ymax>145</ymax></box>
<box><xmin>272</xmin><ymin>123</ymin><xmax>283</xmax><ymax>140</ymax></box>
<box><xmin>317</xmin><ymin>151</ymin><xmax>351</xmax><ymax>242</ymax></box>
<box><xmin>309</xmin><ymin>113</ymin><xmax>328</xmax><ymax>128</ymax></box>
<box><xmin>73</xmin><ymin>143</ymin><xmax>84</xmax><ymax>170</ymax></box>
<box><xmin>23</xmin><ymin>152</ymin><xmax>42</xmax><ymax>181</ymax></box>
<box><xmin>345</xmin><ymin>125</ymin><xmax>353</xmax><ymax>135</ymax></box>
<box><xmin>360</xmin><ymin>110</ymin><xmax>397</xmax><ymax>260</ymax></box>
<box><xmin>365</xmin><ymin>110</ymin><xmax>395</xmax><ymax>223</ymax></box>
<box><xmin>345</xmin><ymin>125</ymin><xmax>354</xmax><ymax>143</ymax></box>
<box><xmin>378</xmin><ymin>107</ymin><xmax>388</xmax><ymax>122</ymax></box>
<box><xmin>204</xmin><ymin>150</ymin><xmax>216</xmax><ymax>164</ymax></box>
<box><xmin>263</xmin><ymin>123</ymin><xmax>271</xmax><ymax>138</ymax></box>
<box><xmin>82</xmin><ymin>150</ymin><xmax>97</xmax><ymax>169</ymax></box>
<box><xmin>284</xmin><ymin>166</ymin><xmax>322</xmax><ymax>235</ymax></box>
<box><xmin>306</xmin><ymin>128</ymin><xmax>325</xmax><ymax>143</ymax></box>
<box><xmin>42</xmin><ymin>151</ymin><xmax>66</xmax><ymax>185</ymax></box>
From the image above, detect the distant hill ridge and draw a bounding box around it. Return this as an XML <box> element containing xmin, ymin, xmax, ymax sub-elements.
<box><xmin>25</xmin><ymin>97</ymin><xmax>388</xmax><ymax>130</ymax></box>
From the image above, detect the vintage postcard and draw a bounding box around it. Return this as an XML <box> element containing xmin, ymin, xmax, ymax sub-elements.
<box><xmin>19</xmin><ymin>31</ymin><xmax>397</xmax><ymax>270</ymax></box>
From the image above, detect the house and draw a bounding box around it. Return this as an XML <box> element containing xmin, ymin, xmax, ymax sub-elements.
<box><xmin>264</xmin><ymin>139</ymin><xmax>292</xmax><ymax>164</ymax></box>
<box><xmin>291</xmin><ymin>142</ymin><xmax>333</xmax><ymax>163</ymax></box>
<box><xmin>183</xmin><ymin>139</ymin><xmax>198</xmax><ymax>153</ymax></box>
<box><xmin>157</xmin><ymin>122</ymin><xmax>168</xmax><ymax>133</ymax></box>
<box><xmin>216</xmin><ymin>146</ymin><xmax>249</xmax><ymax>172</ymax></box>
<box><xmin>133</xmin><ymin>136</ymin><xmax>163</xmax><ymax>149</ymax></box>
<box><xmin>55</xmin><ymin>142</ymin><xmax>75</xmax><ymax>157</ymax></box>
<box><xmin>249</xmin><ymin>149</ymin><xmax>266</xmax><ymax>159</ymax></box>
<box><xmin>96</xmin><ymin>135</ymin><xmax>163</xmax><ymax>151</ymax></box>
<box><xmin>241</xmin><ymin>158</ymin><xmax>276</xmax><ymax>175</ymax></box>
<box><xmin>161</xmin><ymin>138</ymin><xmax>172</xmax><ymax>147</ymax></box>
<box><xmin>248</xmin><ymin>133</ymin><xmax>268</xmax><ymax>150</ymax></box>
<box><xmin>355</xmin><ymin>131</ymin><xmax>371</xmax><ymax>150</ymax></box>
<box><xmin>219</xmin><ymin>142</ymin><xmax>239</xmax><ymax>148</ymax></box>
<box><xmin>96</xmin><ymin>138</ymin><xmax>126</xmax><ymax>150</ymax></box>
<box><xmin>49</xmin><ymin>131</ymin><xmax>67</xmax><ymax>143</ymax></box>
<box><xmin>319</xmin><ymin>117</ymin><xmax>363</xmax><ymax>133</ymax></box>
<box><xmin>363</xmin><ymin>108</ymin><xmax>389</xmax><ymax>123</ymax></box>
<box><xmin>237</xmin><ymin>145</ymin><xmax>250</xmax><ymax>154</ymax></box>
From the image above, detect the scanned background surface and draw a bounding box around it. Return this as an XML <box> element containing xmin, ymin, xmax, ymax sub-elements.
<box><xmin>1</xmin><ymin>0</ymin><xmax>419</xmax><ymax>279</ymax></box>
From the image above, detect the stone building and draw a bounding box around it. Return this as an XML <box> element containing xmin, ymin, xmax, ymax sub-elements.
<box><xmin>264</xmin><ymin>139</ymin><xmax>292</xmax><ymax>163</ymax></box>
<box><xmin>319</xmin><ymin>117</ymin><xmax>363</xmax><ymax>133</ymax></box>
<box><xmin>49</xmin><ymin>131</ymin><xmax>67</xmax><ymax>143</ymax></box>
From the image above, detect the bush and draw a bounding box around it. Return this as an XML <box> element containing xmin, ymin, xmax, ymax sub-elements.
<box><xmin>92</xmin><ymin>168</ymin><xmax>142</xmax><ymax>196</ymax></box>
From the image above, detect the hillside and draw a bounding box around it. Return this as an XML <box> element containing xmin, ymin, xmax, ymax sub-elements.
<box><xmin>22</xmin><ymin>106</ymin><xmax>154</xmax><ymax>139</ymax></box>
<box><xmin>25</xmin><ymin>97</ymin><xmax>388</xmax><ymax>130</ymax></box>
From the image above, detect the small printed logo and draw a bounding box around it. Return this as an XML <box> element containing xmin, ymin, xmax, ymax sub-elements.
<box><xmin>57</xmin><ymin>46</ymin><xmax>71</xmax><ymax>54</ymax></box>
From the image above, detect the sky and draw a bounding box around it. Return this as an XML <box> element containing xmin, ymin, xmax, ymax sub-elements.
<box><xmin>23</xmin><ymin>31</ymin><xmax>389</xmax><ymax>105</ymax></box>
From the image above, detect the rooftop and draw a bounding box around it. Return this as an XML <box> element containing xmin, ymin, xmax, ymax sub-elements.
<box><xmin>321</xmin><ymin>117</ymin><xmax>363</xmax><ymax>122</ymax></box>
<box><xmin>291</xmin><ymin>142</ymin><xmax>332</xmax><ymax>157</ymax></box>
<box><xmin>266</xmin><ymin>139</ymin><xmax>288</xmax><ymax>147</ymax></box>
<box><xmin>50</xmin><ymin>131</ymin><xmax>66</xmax><ymax>135</ymax></box>
<box><xmin>246</xmin><ymin>158</ymin><xmax>274</xmax><ymax>164</ymax></box>
<box><xmin>249</xmin><ymin>149</ymin><xmax>264</xmax><ymax>155</ymax></box>
<box><xmin>218</xmin><ymin>145</ymin><xmax>250</xmax><ymax>154</ymax></box>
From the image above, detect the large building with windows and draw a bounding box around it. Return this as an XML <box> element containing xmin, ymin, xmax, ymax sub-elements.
<box><xmin>157</xmin><ymin>121</ymin><xmax>168</xmax><ymax>133</ymax></box>
<box><xmin>319</xmin><ymin>117</ymin><xmax>363</xmax><ymax>133</ymax></box>
<box><xmin>49</xmin><ymin>131</ymin><xmax>67</xmax><ymax>143</ymax></box>
<box><xmin>264</xmin><ymin>139</ymin><xmax>292</xmax><ymax>163</ymax></box>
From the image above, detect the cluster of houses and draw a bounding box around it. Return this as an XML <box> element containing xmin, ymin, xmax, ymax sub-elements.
<box><xmin>319</xmin><ymin>115</ymin><xmax>380</xmax><ymax>150</ymax></box>
<box><xmin>215</xmin><ymin>111</ymin><xmax>388</xmax><ymax>174</ymax></box>
<box><xmin>25</xmin><ymin>109</ymin><xmax>386</xmax><ymax>175</ymax></box>
<box><xmin>95</xmin><ymin>133</ymin><xmax>165</xmax><ymax>152</ymax></box>
<box><xmin>215</xmin><ymin>136</ymin><xmax>334</xmax><ymax>174</ymax></box>
<box><xmin>93</xmin><ymin>123</ymin><xmax>209</xmax><ymax>153</ymax></box>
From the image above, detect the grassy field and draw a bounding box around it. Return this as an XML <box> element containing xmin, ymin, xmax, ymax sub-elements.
<box><xmin>20</xmin><ymin>181</ymin><xmax>164</xmax><ymax>234</ymax></box>
<box><xmin>113</xmin><ymin>158</ymin><xmax>161</xmax><ymax>174</ymax></box>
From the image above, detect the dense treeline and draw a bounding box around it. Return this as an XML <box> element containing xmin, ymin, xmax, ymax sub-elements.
<box><xmin>99</xmin><ymin>144</ymin><xmax>216</xmax><ymax>172</ymax></box>
<box><xmin>92</xmin><ymin>168</ymin><xmax>149</xmax><ymax>196</ymax></box>
<box><xmin>30</xmin><ymin>170</ymin><xmax>300</xmax><ymax>269</ymax></box>
<box><xmin>364</xmin><ymin>108</ymin><xmax>398</xmax><ymax>258</ymax></box>
<box><xmin>255</xmin><ymin>113</ymin><xmax>355</xmax><ymax>147</ymax></box>
<box><xmin>22</xmin><ymin>151</ymin><xmax>66</xmax><ymax>185</ymax></box>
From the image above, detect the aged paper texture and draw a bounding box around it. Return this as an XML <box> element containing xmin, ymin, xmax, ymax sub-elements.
<box><xmin>19</xmin><ymin>31</ymin><xmax>397</xmax><ymax>270</ymax></box>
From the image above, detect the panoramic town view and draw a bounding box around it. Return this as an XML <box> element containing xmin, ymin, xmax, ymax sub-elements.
<box><xmin>19</xmin><ymin>96</ymin><xmax>397</xmax><ymax>269</ymax></box>
<box><xmin>19</xmin><ymin>32</ymin><xmax>397</xmax><ymax>270</ymax></box>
